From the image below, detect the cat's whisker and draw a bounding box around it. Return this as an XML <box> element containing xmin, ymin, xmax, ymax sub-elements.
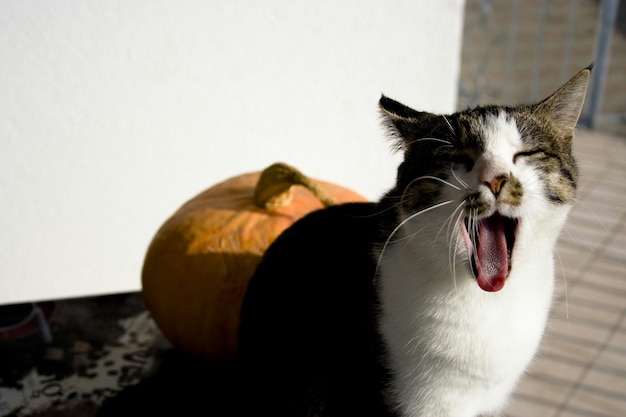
<box><xmin>561</xmin><ymin>226</ymin><xmax>575</xmax><ymax>243</ymax></box>
<box><xmin>358</xmin><ymin>199</ymin><xmax>404</xmax><ymax>218</ymax></box>
<box><xmin>436</xmin><ymin>200</ymin><xmax>465</xmax><ymax>244</ymax></box>
<box><xmin>408</xmin><ymin>137</ymin><xmax>453</xmax><ymax>146</ymax></box>
<box><xmin>561</xmin><ymin>222</ymin><xmax>599</xmax><ymax>254</ymax></box>
<box><xmin>517</xmin><ymin>175</ymin><xmax>542</xmax><ymax>193</ymax></box>
<box><xmin>469</xmin><ymin>207</ymin><xmax>479</xmax><ymax>264</ymax></box>
<box><xmin>359</xmin><ymin>194</ymin><xmax>428</xmax><ymax>219</ymax></box>
<box><xmin>559</xmin><ymin>225</ymin><xmax>591</xmax><ymax>252</ymax></box>
<box><xmin>554</xmin><ymin>248</ymin><xmax>569</xmax><ymax>320</ymax></box>
<box><xmin>516</xmin><ymin>204</ymin><xmax>540</xmax><ymax>237</ymax></box>
<box><xmin>450</xmin><ymin>163</ymin><xmax>469</xmax><ymax>189</ymax></box>
<box><xmin>572</xmin><ymin>198</ymin><xmax>610</xmax><ymax>233</ymax></box>
<box><xmin>514</xmin><ymin>180</ymin><xmax>590</xmax><ymax>253</ymax></box>
<box><xmin>450</xmin><ymin>229</ymin><xmax>459</xmax><ymax>290</ymax></box>
<box><xmin>447</xmin><ymin>201</ymin><xmax>466</xmax><ymax>236</ymax></box>
<box><xmin>517</xmin><ymin>173</ymin><xmax>602</xmax><ymax>253</ymax></box>
<box><xmin>442</xmin><ymin>115</ymin><xmax>455</xmax><ymax>136</ymax></box>
<box><xmin>392</xmin><ymin>200</ymin><xmax>458</xmax><ymax>245</ymax></box>
<box><xmin>403</xmin><ymin>176</ymin><xmax>460</xmax><ymax>198</ymax></box>
<box><xmin>374</xmin><ymin>200</ymin><xmax>454</xmax><ymax>282</ymax></box>
<box><xmin>436</xmin><ymin>200</ymin><xmax>465</xmax><ymax>287</ymax></box>
<box><xmin>449</xmin><ymin>207</ymin><xmax>467</xmax><ymax>290</ymax></box>
<box><xmin>398</xmin><ymin>226</ymin><xmax>428</xmax><ymax>257</ymax></box>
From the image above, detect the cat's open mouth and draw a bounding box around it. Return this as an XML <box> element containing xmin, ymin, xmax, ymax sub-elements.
<box><xmin>463</xmin><ymin>214</ymin><xmax>518</xmax><ymax>292</ymax></box>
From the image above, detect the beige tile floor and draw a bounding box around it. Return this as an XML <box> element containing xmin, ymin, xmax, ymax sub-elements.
<box><xmin>453</xmin><ymin>1</ymin><xmax>626</xmax><ymax>413</ymax></box>
<box><xmin>506</xmin><ymin>128</ymin><xmax>626</xmax><ymax>417</ymax></box>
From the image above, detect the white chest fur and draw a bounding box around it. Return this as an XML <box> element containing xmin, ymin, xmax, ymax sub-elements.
<box><xmin>377</xmin><ymin>232</ymin><xmax>556</xmax><ymax>417</ymax></box>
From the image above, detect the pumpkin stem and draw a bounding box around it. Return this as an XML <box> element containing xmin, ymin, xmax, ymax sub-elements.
<box><xmin>254</xmin><ymin>162</ymin><xmax>336</xmax><ymax>208</ymax></box>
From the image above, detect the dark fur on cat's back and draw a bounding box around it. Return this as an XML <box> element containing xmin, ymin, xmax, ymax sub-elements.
<box><xmin>235</xmin><ymin>66</ymin><xmax>591</xmax><ymax>417</ymax></box>
<box><xmin>238</xmin><ymin>202</ymin><xmax>394</xmax><ymax>416</ymax></box>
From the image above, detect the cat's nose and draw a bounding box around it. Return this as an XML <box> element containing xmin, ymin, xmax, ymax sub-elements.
<box><xmin>483</xmin><ymin>175</ymin><xmax>508</xmax><ymax>196</ymax></box>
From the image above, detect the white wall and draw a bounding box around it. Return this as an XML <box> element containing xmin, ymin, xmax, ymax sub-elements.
<box><xmin>0</xmin><ymin>0</ymin><xmax>465</xmax><ymax>305</ymax></box>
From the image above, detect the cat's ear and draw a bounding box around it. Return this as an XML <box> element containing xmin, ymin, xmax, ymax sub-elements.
<box><xmin>379</xmin><ymin>95</ymin><xmax>428</xmax><ymax>120</ymax></box>
<box><xmin>535</xmin><ymin>65</ymin><xmax>592</xmax><ymax>135</ymax></box>
<box><xmin>379</xmin><ymin>95</ymin><xmax>437</xmax><ymax>149</ymax></box>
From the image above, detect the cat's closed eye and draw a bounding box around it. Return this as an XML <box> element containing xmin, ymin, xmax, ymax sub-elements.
<box><xmin>513</xmin><ymin>149</ymin><xmax>544</xmax><ymax>163</ymax></box>
<box><xmin>448</xmin><ymin>153</ymin><xmax>474</xmax><ymax>171</ymax></box>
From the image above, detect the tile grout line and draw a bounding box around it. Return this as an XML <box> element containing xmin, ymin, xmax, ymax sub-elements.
<box><xmin>553</xmin><ymin>189</ymin><xmax>626</xmax><ymax>308</ymax></box>
<box><xmin>551</xmin><ymin>255</ymin><xmax>626</xmax><ymax>417</ymax></box>
<box><xmin>537</xmin><ymin>350</ymin><xmax>626</xmax><ymax>379</ymax></box>
<box><xmin>550</xmin><ymin>158</ymin><xmax>626</xmax><ymax>416</ymax></box>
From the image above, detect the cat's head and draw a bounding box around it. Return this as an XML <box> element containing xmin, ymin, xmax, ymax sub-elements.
<box><xmin>378</xmin><ymin>66</ymin><xmax>591</xmax><ymax>292</ymax></box>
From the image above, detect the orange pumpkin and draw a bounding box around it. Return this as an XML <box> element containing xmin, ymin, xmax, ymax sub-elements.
<box><xmin>141</xmin><ymin>162</ymin><xmax>367</xmax><ymax>361</ymax></box>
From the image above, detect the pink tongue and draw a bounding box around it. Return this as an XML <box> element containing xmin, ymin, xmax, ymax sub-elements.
<box><xmin>476</xmin><ymin>215</ymin><xmax>508</xmax><ymax>292</ymax></box>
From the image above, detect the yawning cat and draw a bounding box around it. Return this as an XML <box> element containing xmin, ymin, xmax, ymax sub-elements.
<box><xmin>236</xmin><ymin>66</ymin><xmax>591</xmax><ymax>417</ymax></box>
